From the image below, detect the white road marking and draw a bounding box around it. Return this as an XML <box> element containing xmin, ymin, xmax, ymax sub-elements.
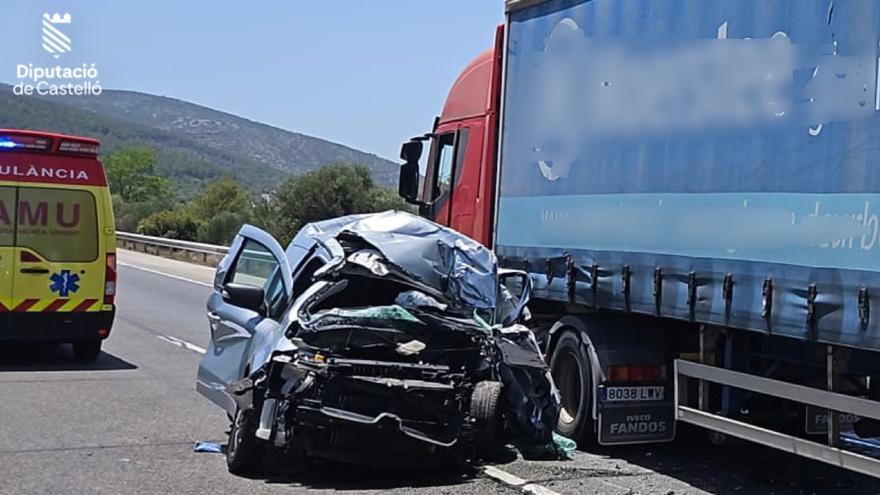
<box><xmin>157</xmin><ymin>334</ymin><xmax>207</xmax><ymax>355</ymax></box>
<box><xmin>119</xmin><ymin>261</ymin><xmax>213</xmax><ymax>288</ymax></box>
<box><xmin>598</xmin><ymin>478</ymin><xmax>632</xmax><ymax>493</ymax></box>
<box><xmin>483</xmin><ymin>465</ymin><xmax>563</xmax><ymax>495</ymax></box>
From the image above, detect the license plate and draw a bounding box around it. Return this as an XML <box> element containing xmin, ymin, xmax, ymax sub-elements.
<box><xmin>601</xmin><ymin>385</ymin><xmax>665</xmax><ymax>402</ymax></box>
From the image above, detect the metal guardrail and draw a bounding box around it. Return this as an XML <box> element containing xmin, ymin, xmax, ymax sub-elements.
<box><xmin>116</xmin><ymin>231</ymin><xmax>229</xmax><ymax>266</ymax></box>
<box><xmin>674</xmin><ymin>359</ymin><xmax>880</xmax><ymax>478</ymax></box>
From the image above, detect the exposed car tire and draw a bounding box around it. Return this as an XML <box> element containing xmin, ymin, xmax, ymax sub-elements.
<box><xmin>471</xmin><ymin>380</ymin><xmax>504</xmax><ymax>456</ymax></box>
<box><xmin>72</xmin><ymin>340</ymin><xmax>102</xmax><ymax>361</ymax></box>
<box><xmin>550</xmin><ymin>331</ymin><xmax>593</xmax><ymax>441</ymax></box>
<box><xmin>226</xmin><ymin>406</ymin><xmax>265</xmax><ymax>475</ymax></box>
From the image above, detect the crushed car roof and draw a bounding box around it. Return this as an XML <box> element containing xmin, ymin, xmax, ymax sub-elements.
<box><xmin>285</xmin><ymin>210</ymin><xmax>499</xmax><ymax>310</ymax></box>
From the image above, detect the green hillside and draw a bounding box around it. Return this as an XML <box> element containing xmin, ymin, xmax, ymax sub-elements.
<box><xmin>0</xmin><ymin>84</ymin><xmax>398</xmax><ymax>194</ymax></box>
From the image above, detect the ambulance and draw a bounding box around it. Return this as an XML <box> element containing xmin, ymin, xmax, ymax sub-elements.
<box><xmin>0</xmin><ymin>129</ymin><xmax>116</xmax><ymax>360</ymax></box>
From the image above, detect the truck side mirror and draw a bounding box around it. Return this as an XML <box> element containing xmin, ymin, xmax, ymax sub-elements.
<box><xmin>398</xmin><ymin>140</ymin><xmax>423</xmax><ymax>204</ymax></box>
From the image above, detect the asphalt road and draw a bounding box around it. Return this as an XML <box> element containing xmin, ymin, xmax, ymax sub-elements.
<box><xmin>2</xmin><ymin>250</ymin><xmax>880</xmax><ymax>494</ymax></box>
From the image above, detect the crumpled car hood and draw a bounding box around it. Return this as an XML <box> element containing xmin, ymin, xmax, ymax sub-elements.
<box><xmin>291</xmin><ymin>210</ymin><xmax>498</xmax><ymax>311</ymax></box>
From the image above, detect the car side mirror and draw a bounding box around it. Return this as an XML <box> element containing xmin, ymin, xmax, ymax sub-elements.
<box><xmin>398</xmin><ymin>140</ymin><xmax>423</xmax><ymax>204</ymax></box>
<box><xmin>498</xmin><ymin>269</ymin><xmax>533</xmax><ymax>327</ymax></box>
<box><xmin>222</xmin><ymin>283</ymin><xmax>265</xmax><ymax>314</ymax></box>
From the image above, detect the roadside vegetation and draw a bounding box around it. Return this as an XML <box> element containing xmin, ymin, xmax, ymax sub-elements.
<box><xmin>108</xmin><ymin>146</ymin><xmax>410</xmax><ymax>246</ymax></box>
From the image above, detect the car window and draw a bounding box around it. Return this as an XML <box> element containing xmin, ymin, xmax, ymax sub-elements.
<box><xmin>228</xmin><ymin>239</ymin><xmax>278</xmax><ymax>290</ymax></box>
<box><xmin>16</xmin><ymin>187</ymin><xmax>98</xmax><ymax>262</ymax></box>
<box><xmin>264</xmin><ymin>269</ymin><xmax>287</xmax><ymax>318</ymax></box>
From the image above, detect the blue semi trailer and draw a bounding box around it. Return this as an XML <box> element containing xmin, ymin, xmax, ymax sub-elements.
<box><xmin>398</xmin><ymin>0</ymin><xmax>880</xmax><ymax>476</ymax></box>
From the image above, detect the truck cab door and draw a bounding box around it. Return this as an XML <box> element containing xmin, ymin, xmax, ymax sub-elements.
<box><xmin>422</xmin><ymin>131</ymin><xmax>457</xmax><ymax>226</ymax></box>
<box><xmin>448</xmin><ymin>122</ymin><xmax>484</xmax><ymax>238</ymax></box>
<box><xmin>0</xmin><ymin>184</ymin><xmax>14</xmax><ymax>326</ymax></box>
<box><xmin>419</xmin><ymin>123</ymin><xmax>488</xmax><ymax>243</ymax></box>
<box><xmin>197</xmin><ymin>225</ymin><xmax>293</xmax><ymax>414</ymax></box>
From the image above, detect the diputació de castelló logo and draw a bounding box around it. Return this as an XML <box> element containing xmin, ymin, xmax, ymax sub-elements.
<box><xmin>42</xmin><ymin>13</ymin><xmax>72</xmax><ymax>59</ymax></box>
<box><xmin>12</xmin><ymin>12</ymin><xmax>102</xmax><ymax>96</ymax></box>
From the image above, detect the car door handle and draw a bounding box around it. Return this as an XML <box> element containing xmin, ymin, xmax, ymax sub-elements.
<box><xmin>20</xmin><ymin>267</ymin><xmax>50</xmax><ymax>274</ymax></box>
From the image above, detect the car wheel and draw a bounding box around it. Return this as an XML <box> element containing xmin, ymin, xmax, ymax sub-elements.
<box><xmin>72</xmin><ymin>340</ymin><xmax>102</xmax><ymax>361</ymax></box>
<box><xmin>550</xmin><ymin>331</ymin><xmax>593</xmax><ymax>441</ymax></box>
<box><xmin>470</xmin><ymin>380</ymin><xmax>503</xmax><ymax>457</ymax></box>
<box><xmin>226</xmin><ymin>406</ymin><xmax>265</xmax><ymax>475</ymax></box>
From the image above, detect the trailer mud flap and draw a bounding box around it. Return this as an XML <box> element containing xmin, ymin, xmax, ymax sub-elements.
<box><xmin>598</xmin><ymin>399</ymin><xmax>675</xmax><ymax>445</ymax></box>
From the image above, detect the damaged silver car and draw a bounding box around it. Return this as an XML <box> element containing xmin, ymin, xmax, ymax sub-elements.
<box><xmin>196</xmin><ymin>211</ymin><xmax>560</xmax><ymax>474</ymax></box>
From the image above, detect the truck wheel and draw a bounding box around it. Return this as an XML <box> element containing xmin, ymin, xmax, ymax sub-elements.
<box><xmin>470</xmin><ymin>380</ymin><xmax>504</xmax><ymax>457</ymax></box>
<box><xmin>226</xmin><ymin>406</ymin><xmax>265</xmax><ymax>475</ymax></box>
<box><xmin>550</xmin><ymin>331</ymin><xmax>593</xmax><ymax>441</ymax></box>
<box><xmin>72</xmin><ymin>340</ymin><xmax>102</xmax><ymax>361</ymax></box>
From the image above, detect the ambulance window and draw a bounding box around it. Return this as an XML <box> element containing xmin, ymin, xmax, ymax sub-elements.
<box><xmin>16</xmin><ymin>187</ymin><xmax>98</xmax><ymax>262</ymax></box>
<box><xmin>0</xmin><ymin>187</ymin><xmax>13</xmax><ymax>247</ymax></box>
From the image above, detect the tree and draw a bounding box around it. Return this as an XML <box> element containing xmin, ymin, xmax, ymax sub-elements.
<box><xmin>198</xmin><ymin>211</ymin><xmax>250</xmax><ymax>245</ymax></box>
<box><xmin>271</xmin><ymin>162</ymin><xmax>411</xmax><ymax>245</ymax></box>
<box><xmin>273</xmin><ymin>163</ymin><xmax>372</xmax><ymax>241</ymax></box>
<box><xmin>370</xmin><ymin>186</ymin><xmax>413</xmax><ymax>212</ymax></box>
<box><xmin>104</xmin><ymin>147</ymin><xmax>171</xmax><ymax>202</ymax></box>
<box><xmin>250</xmin><ymin>194</ymin><xmax>284</xmax><ymax>240</ymax></box>
<box><xmin>112</xmin><ymin>193</ymin><xmax>176</xmax><ymax>232</ymax></box>
<box><xmin>193</xmin><ymin>178</ymin><xmax>253</xmax><ymax>220</ymax></box>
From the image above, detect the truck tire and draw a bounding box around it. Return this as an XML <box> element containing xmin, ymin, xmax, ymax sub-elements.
<box><xmin>226</xmin><ymin>406</ymin><xmax>265</xmax><ymax>475</ymax></box>
<box><xmin>72</xmin><ymin>340</ymin><xmax>102</xmax><ymax>361</ymax></box>
<box><xmin>550</xmin><ymin>331</ymin><xmax>593</xmax><ymax>441</ymax></box>
<box><xmin>470</xmin><ymin>380</ymin><xmax>504</xmax><ymax>457</ymax></box>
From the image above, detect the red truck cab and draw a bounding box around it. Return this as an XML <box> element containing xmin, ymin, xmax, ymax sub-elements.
<box><xmin>401</xmin><ymin>26</ymin><xmax>504</xmax><ymax>246</ymax></box>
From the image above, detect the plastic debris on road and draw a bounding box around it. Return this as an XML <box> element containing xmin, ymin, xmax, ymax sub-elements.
<box><xmin>192</xmin><ymin>441</ymin><xmax>224</xmax><ymax>454</ymax></box>
<box><xmin>553</xmin><ymin>433</ymin><xmax>577</xmax><ymax>457</ymax></box>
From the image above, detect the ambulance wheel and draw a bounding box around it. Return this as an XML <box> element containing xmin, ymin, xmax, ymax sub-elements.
<box><xmin>550</xmin><ymin>331</ymin><xmax>593</xmax><ymax>441</ymax></box>
<box><xmin>73</xmin><ymin>340</ymin><xmax>102</xmax><ymax>361</ymax></box>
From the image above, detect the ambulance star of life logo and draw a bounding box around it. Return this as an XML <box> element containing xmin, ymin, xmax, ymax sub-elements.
<box><xmin>42</xmin><ymin>13</ymin><xmax>72</xmax><ymax>59</ymax></box>
<box><xmin>49</xmin><ymin>270</ymin><xmax>80</xmax><ymax>297</ymax></box>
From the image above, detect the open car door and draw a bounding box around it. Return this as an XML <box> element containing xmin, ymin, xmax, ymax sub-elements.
<box><xmin>197</xmin><ymin>225</ymin><xmax>292</xmax><ymax>413</ymax></box>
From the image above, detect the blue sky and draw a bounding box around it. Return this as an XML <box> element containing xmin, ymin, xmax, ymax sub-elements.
<box><xmin>1</xmin><ymin>1</ymin><xmax>503</xmax><ymax>160</ymax></box>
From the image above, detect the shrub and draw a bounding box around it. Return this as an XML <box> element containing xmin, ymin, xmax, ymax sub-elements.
<box><xmin>137</xmin><ymin>209</ymin><xmax>202</xmax><ymax>240</ymax></box>
<box><xmin>198</xmin><ymin>210</ymin><xmax>248</xmax><ymax>245</ymax></box>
